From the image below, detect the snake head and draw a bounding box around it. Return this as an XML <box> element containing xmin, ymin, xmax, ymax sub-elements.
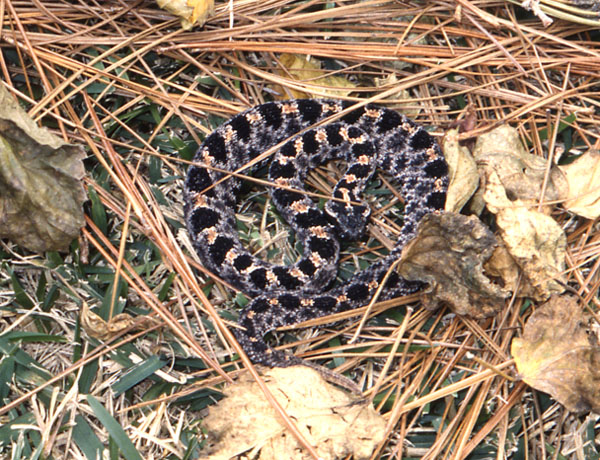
<box><xmin>325</xmin><ymin>201</ymin><xmax>371</xmax><ymax>241</ymax></box>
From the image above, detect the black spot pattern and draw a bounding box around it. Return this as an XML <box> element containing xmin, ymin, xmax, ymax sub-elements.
<box><xmin>272</xmin><ymin>267</ymin><xmax>303</xmax><ymax>290</ymax></box>
<box><xmin>233</xmin><ymin>254</ymin><xmax>253</xmax><ymax>271</ymax></box>
<box><xmin>280</xmin><ymin>142</ymin><xmax>297</xmax><ymax>157</ymax></box>
<box><xmin>346</xmin><ymin>282</ymin><xmax>369</xmax><ymax>301</ymax></box>
<box><xmin>249</xmin><ymin>268</ymin><xmax>268</xmax><ymax>289</ymax></box>
<box><xmin>279</xmin><ymin>294</ymin><xmax>301</xmax><ymax>310</ymax></box>
<box><xmin>325</xmin><ymin>125</ymin><xmax>344</xmax><ymax>146</ymax></box>
<box><xmin>296</xmin><ymin>99</ymin><xmax>322</xmax><ymax>122</ymax></box>
<box><xmin>308</xmin><ymin>236</ymin><xmax>337</xmax><ymax>260</ymax></box>
<box><xmin>259</xmin><ymin>102</ymin><xmax>283</xmax><ymax>129</ymax></box>
<box><xmin>183</xmin><ymin>99</ymin><xmax>448</xmax><ymax>367</ymax></box>
<box><xmin>427</xmin><ymin>191</ymin><xmax>447</xmax><ymax>209</ymax></box>
<box><xmin>209</xmin><ymin>236</ymin><xmax>234</xmax><ymax>266</ymax></box>
<box><xmin>298</xmin><ymin>258</ymin><xmax>317</xmax><ymax>276</ymax></box>
<box><xmin>410</xmin><ymin>128</ymin><xmax>433</xmax><ymax>151</ymax></box>
<box><xmin>230</xmin><ymin>115</ymin><xmax>251</xmax><ymax>141</ymax></box>
<box><xmin>190</xmin><ymin>208</ymin><xmax>219</xmax><ymax>230</ymax></box>
<box><xmin>424</xmin><ymin>157</ymin><xmax>449</xmax><ymax>178</ymax></box>
<box><xmin>293</xmin><ymin>209</ymin><xmax>330</xmax><ymax>228</ymax></box>
<box><xmin>203</xmin><ymin>133</ymin><xmax>227</xmax><ymax>164</ymax></box>
<box><xmin>269</xmin><ymin>161</ymin><xmax>296</xmax><ymax>179</ymax></box>
<box><xmin>341</xmin><ymin>106</ymin><xmax>365</xmax><ymax>124</ymax></box>
<box><xmin>377</xmin><ymin>111</ymin><xmax>401</xmax><ymax>131</ymax></box>
<box><xmin>302</xmin><ymin>132</ymin><xmax>320</xmax><ymax>155</ymax></box>
<box><xmin>272</xmin><ymin>189</ymin><xmax>303</xmax><ymax>207</ymax></box>
<box><xmin>186</xmin><ymin>167</ymin><xmax>214</xmax><ymax>195</ymax></box>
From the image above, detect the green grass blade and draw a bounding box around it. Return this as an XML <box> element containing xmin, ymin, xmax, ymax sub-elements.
<box><xmin>86</xmin><ymin>395</ymin><xmax>143</xmax><ymax>460</ymax></box>
<box><xmin>72</xmin><ymin>414</ymin><xmax>104</xmax><ymax>460</ymax></box>
<box><xmin>111</xmin><ymin>355</ymin><xmax>166</xmax><ymax>397</ymax></box>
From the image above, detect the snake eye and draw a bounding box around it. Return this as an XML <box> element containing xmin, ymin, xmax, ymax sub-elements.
<box><xmin>296</xmin><ymin>99</ymin><xmax>322</xmax><ymax>122</ymax></box>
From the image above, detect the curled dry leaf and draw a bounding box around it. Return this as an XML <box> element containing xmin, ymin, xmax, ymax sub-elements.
<box><xmin>0</xmin><ymin>87</ymin><xmax>85</xmax><ymax>252</ymax></box>
<box><xmin>458</xmin><ymin>104</ymin><xmax>478</xmax><ymax>134</ymax></box>
<box><xmin>483</xmin><ymin>169</ymin><xmax>566</xmax><ymax>300</ymax></box>
<box><xmin>474</xmin><ymin>125</ymin><xmax>567</xmax><ymax>214</ymax></box>
<box><xmin>81</xmin><ymin>302</ymin><xmax>156</xmax><ymax>341</ymax></box>
<box><xmin>157</xmin><ymin>0</ymin><xmax>214</xmax><ymax>29</ymax></box>
<box><xmin>397</xmin><ymin>212</ymin><xmax>508</xmax><ymax>318</ymax></box>
<box><xmin>512</xmin><ymin>296</ymin><xmax>600</xmax><ymax>413</ymax></box>
<box><xmin>558</xmin><ymin>151</ymin><xmax>600</xmax><ymax>219</ymax></box>
<box><xmin>442</xmin><ymin>128</ymin><xmax>479</xmax><ymax>212</ymax></box>
<box><xmin>201</xmin><ymin>366</ymin><xmax>385</xmax><ymax>460</ymax></box>
<box><xmin>272</xmin><ymin>54</ymin><xmax>356</xmax><ymax>100</ymax></box>
<box><xmin>484</xmin><ymin>244</ymin><xmax>530</xmax><ymax>298</ymax></box>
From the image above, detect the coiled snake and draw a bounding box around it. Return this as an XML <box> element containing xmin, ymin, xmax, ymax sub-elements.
<box><xmin>184</xmin><ymin>99</ymin><xmax>448</xmax><ymax>367</ymax></box>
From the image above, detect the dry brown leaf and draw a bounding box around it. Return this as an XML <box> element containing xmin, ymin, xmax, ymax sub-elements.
<box><xmin>272</xmin><ymin>54</ymin><xmax>356</xmax><ymax>100</ymax></box>
<box><xmin>483</xmin><ymin>169</ymin><xmax>566</xmax><ymax>300</ymax></box>
<box><xmin>484</xmin><ymin>244</ymin><xmax>536</xmax><ymax>299</ymax></box>
<box><xmin>458</xmin><ymin>105</ymin><xmax>478</xmax><ymax>134</ymax></box>
<box><xmin>474</xmin><ymin>125</ymin><xmax>567</xmax><ymax>214</ymax></box>
<box><xmin>558</xmin><ymin>151</ymin><xmax>600</xmax><ymax>219</ymax></box>
<box><xmin>201</xmin><ymin>366</ymin><xmax>385</xmax><ymax>460</ymax></box>
<box><xmin>442</xmin><ymin>128</ymin><xmax>479</xmax><ymax>212</ymax></box>
<box><xmin>157</xmin><ymin>0</ymin><xmax>214</xmax><ymax>29</ymax></box>
<box><xmin>397</xmin><ymin>212</ymin><xmax>508</xmax><ymax>318</ymax></box>
<box><xmin>0</xmin><ymin>87</ymin><xmax>86</xmax><ymax>252</ymax></box>
<box><xmin>80</xmin><ymin>302</ymin><xmax>156</xmax><ymax>340</ymax></box>
<box><xmin>512</xmin><ymin>295</ymin><xmax>600</xmax><ymax>413</ymax></box>
<box><xmin>484</xmin><ymin>244</ymin><xmax>520</xmax><ymax>293</ymax></box>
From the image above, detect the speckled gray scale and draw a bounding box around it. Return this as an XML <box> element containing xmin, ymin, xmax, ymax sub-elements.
<box><xmin>184</xmin><ymin>99</ymin><xmax>448</xmax><ymax>367</ymax></box>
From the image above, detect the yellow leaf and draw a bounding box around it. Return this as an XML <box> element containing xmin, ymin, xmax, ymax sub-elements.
<box><xmin>474</xmin><ymin>125</ymin><xmax>567</xmax><ymax>301</ymax></box>
<box><xmin>201</xmin><ymin>366</ymin><xmax>385</xmax><ymax>460</ymax></box>
<box><xmin>512</xmin><ymin>295</ymin><xmax>600</xmax><ymax>413</ymax></box>
<box><xmin>558</xmin><ymin>151</ymin><xmax>600</xmax><ymax>219</ymax></box>
<box><xmin>473</xmin><ymin>125</ymin><xmax>567</xmax><ymax>214</ymax></box>
<box><xmin>81</xmin><ymin>302</ymin><xmax>158</xmax><ymax>341</ymax></box>
<box><xmin>272</xmin><ymin>54</ymin><xmax>356</xmax><ymax>100</ymax></box>
<box><xmin>442</xmin><ymin>128</ymin><xmax>479</xmax><ymax>212</ymax></box>
<box><xmin>373</xmin><ymin>74</ymin><xmax>421</xmax><ymax>118</ymax></box>
<box><xmin>483</xmin><ymin>169</ymin><xmax>566</xmax><ymax>301</ymax></box>
<box><xmin>157</xmin><ymin>0</ymin><xmax>214</xmax><ymax>29</ymax></box>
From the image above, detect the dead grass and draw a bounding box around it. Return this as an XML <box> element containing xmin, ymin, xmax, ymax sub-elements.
<box><xmin>1</xmin><ymin>0</ymin><xmax>599</xmax><ymax>459</ymax></box>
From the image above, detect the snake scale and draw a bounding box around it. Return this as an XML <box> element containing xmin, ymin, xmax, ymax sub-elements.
<box><xmin>184</xmin><ymin>99</ymin><xmax>448</xmax><ymax>367</ymax></box>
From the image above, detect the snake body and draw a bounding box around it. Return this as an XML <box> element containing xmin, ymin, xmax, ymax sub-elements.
<box><xmin>184</xmin><ymin>99</ymin><xmax>448</xmax><ymax>366</ymax></box>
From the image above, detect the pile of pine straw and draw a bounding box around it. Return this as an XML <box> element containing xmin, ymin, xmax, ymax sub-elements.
<box><xmin>1</xmin><ymin>1</ymin><xmax>599</xmax><ymax>459</ymax></box>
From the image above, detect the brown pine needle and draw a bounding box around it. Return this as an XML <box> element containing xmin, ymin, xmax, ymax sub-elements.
<box><xmin>2</xmin><ymin>1</ymin><xmax>600</xmax><ymax>459</ymax></box>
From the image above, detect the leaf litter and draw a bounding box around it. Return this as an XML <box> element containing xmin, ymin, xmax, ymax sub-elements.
<box><xmin>201</xmin><ymin>366</ymin><xmax>385</xmax><ymax>460</ymax></box>
<box><xmin>3</xmin><ymin>2</ymin><xmax>600</xmax><ymax>459</ymax></box>
<box><xmin>0</xmin><ymin>86</ymin><xmax>86</xmax><ymax>252</ymax></box>
<box><xmin>440</xmin><ymin>123</ymin><xmax>600</xmax><ymax>416</ymax></box>
<box><xmin>512</xmin><ymin>295</ymin><xmax>600</xmax><ymax>413</ymax></box>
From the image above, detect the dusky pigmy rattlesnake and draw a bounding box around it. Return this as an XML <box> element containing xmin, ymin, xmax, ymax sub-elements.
<box><xmin>184</xmin><ymin>99</ymin><xmax>448</xmax><ymax>367</ymax></box>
